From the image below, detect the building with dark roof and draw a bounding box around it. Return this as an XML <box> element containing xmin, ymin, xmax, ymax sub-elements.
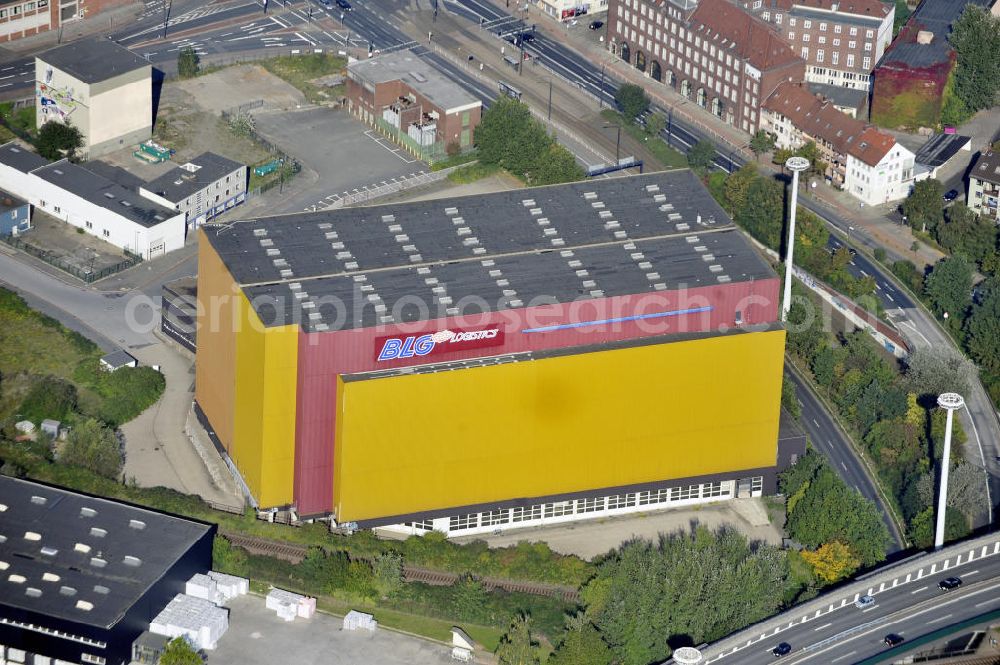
<box><xmin>741</xmin><ymin>0</ymin><xmax>894</xmax><ymax>91</ymax></box>
<box><xmin>912</xmin><ymin>132</ymin><xmax>972</xmax><ymax>179</ymax></box>
<box><xmin>195</xmin><ymin>171</ymin><xmax>792</xmax><ymax>536</ymax></box>
<box><xmin>0</xmin><ymin>142</ymin><xmax>186</xmax><ymax>258</ymax></box>
<box><xmin>607</xmin><ymin>0</ymin><xmax>804</xmax><ymax>134</ymax></box>
<box><xmin>141</xmin><ymin>152</ymin><xmax>247</xmax><ymax>230</ymax></box>
<box><xmin>0</xmin><ymin>476</ymin><xmax>214</xmax><ymax>665</ymax></box>
<box><xmin>345</xmin><ymin>51</ymin><xmax>482</xmax><ymax>160</ymax></box>
<box><xmin>870</xmin><ymin>0</ymin><xmax>992</xmax><ymax>130</ymax></box>
<box><xmin>969</xmin><ymin>150</ymin><xmax>1000</xmax><ymax>222</ymax></box>
<box><xmin>35</xmin><ymin>37</ymin><xmax>152</xmax><ymax>159</ymax></box>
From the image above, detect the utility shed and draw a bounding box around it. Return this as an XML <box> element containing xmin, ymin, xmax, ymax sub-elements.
<box><xmin>0</xmin><ymin>476</ymin><xmax>215</xmax><ymax>665</ymax></box>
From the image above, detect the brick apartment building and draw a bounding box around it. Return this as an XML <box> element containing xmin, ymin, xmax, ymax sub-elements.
<box><xmin>741</xmin><ymin>0</ymin><xmax>893</xmax><ymax>91</ymax></box>
<box><xmin>346</xmin><ymin>50</ymin><xmax>481</xmax><ymax>159</ymax></box>
<box><xmin>763</xmin><ymin>80</ymin><xmax>914</xmax><ymax>204</ymax></box>
<box><xmin>607</xmin><ymin>0</ymin><xmax>804</xmax><ymax>134</ymax></box>
<box><xmin>0</xmin><ymin>0</ymin><xmax>130</xmax><ymax>43</ymax></box>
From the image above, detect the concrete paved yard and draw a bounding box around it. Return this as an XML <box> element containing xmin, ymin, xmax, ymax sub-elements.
<box><xmin>251</xmin><ymin>107</ymin><xmax>428</xmax><ymax>212</ymax></box>
<box><xmin>212</xmin><ymin>595</ymin><xmax>454</xmax><ymax>665</ymax></box>
<box><xmin>450</xmin><ymin>499</ymin><xmax>783</xmax><ymax>561</ymax></box>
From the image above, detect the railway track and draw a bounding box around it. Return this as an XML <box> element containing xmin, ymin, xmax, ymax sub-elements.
<box><xmin>220</xmin><ymin>531</ymin><xmax>580</xmax><ymax>602</ymax></box>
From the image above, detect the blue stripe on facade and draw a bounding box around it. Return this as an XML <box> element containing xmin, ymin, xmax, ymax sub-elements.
<box><xmin>521</xmin><ymin>306</ymin><xmax>714</xmax><ymax>334</ymax></box>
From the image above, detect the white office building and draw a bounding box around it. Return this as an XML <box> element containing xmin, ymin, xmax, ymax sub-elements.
<box><xmin>140</xmin><ymin>152</ymin><xmax>247</xmax><ymax>230</ymax></box>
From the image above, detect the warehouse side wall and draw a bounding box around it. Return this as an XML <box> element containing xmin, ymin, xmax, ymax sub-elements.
<box><xmin>232</xmin><ymin>293</ymin><xmax>299</xmax><ymax>508</ymax></box>
<box><xmin>194</xmin><ymin>231</ymin><xmax>239</xmax><ymax>452</ymax></box>
<box><xmin>333</xmin><ymin>328</ymin><xmax>786</xmax><ymax>524</ymax></box>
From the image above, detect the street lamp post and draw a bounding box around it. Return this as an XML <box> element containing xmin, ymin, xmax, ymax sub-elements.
<box><xmin>935</xmin><ymin>393</ymin><xmax>965</xmax><ymax>549</ymax></box>
<box><xmin>782</xmin><ymin>156</ymin><xmax>810</xmax><ymax>321</ymax></box>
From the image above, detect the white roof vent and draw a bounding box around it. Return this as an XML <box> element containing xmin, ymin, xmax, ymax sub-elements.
<box><xmin>0</xmin><ymin>503</ymin><xmax>7</xmax><ymax>511</ymax></box>
<box><xmin>74</xmin><ymin>543</ymin><xmax>92</xmax><ymax>554</ymax></box>
<box><xmin>25</xmin><ymin>587</ymin><xmax>42</xmax><ymax>598</ymax></box>
<box><xmin>75</xmin><ymin>600</ymin><xmax>94</xmax><ymax>611</ymax></box>
<box><xmin>42</xmin><ymin>572</ymin><xmax>60</xmax><ymax>582</ymax></box>
<box><xmin>60</xmin><ymin>586</ymin><xmax>77</xmax><ymax>596</ymax></box>
<box><xmin>8</xmin><ymin>574</ymin><xmax>26</xmax><ymax>584</ymax></box>
<box><xmin>90</xmin><ymin>527</ymin><xmax>107</xmax><ymax>538</ymax></box>
<box><xmin>123</xmin><ymin>555</ymin><xmax>142</xmax><ymax>567</ymax></box>
<box><xmin>90</xmin><ymin>557</ymin><xmax>107</xmax><ymax>569</ymax></box>
<box><xmin>24</xmin><ymin>531</ymin><xmax>41</xmax><ymax>541</ymax></box>
<box><xmin>30</xmin><ymin>495</ymin><xmax>47</xmax><ymax>505</ymax></box>
<box><xmin>40</xmin><ymin>546</ymin><xmax>58</xmax><ymax>557</ymax></box>
<box><xmin>94</xmin><ymin>585</ymin><xmax>110</xmax><ymax>595</ymax></box>
<box><xmin>80</xmin><ymin>507</ymin><xmax>97</xmax><ymax>518</ymax></box>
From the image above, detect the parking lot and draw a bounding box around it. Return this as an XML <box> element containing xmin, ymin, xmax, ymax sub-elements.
<box><xmin>211</xmin><ymin>595</ymin><xmax>456</xmax><ymax>665</ymax></box>
<box><xmin>251</xmin><ymin>107</ymin><xmax>429</xmax><ymax>213</ymax></box>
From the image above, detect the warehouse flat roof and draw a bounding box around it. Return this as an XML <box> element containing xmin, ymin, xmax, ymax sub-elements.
<box><xmin>0</xmin><ymin>141</ymin><xmax>49</xmax><ymax>173</ymax></box>
<box><xmin>205</xmin><ymin>171</ymin><xmax>775</xmax><ymax>332</ymax></box>
<box><xmin>38</xmin><ymin>37</ymin><xmax>150</xmax><ymax>84</ymax></box>
<box><xmin>143</xmin><ymin>152</ymin><xmax>245</xmax><ymax>203</ymax></box>
<box><xmin>347</xmin><ymin>50</ymin><xmax>480</xmax><ymax>112</ymax></box>
<box><xmin>0</xmin><ymin>476</ymin><xmax>212</xmax><ymax>628</ymax></box>
<box><xmin>35</xmin><ymin>160</ymin><xmax>178</xmax><ymax>228</ymax></box>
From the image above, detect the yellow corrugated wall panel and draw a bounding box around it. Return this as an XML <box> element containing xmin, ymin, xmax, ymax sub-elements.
<box><xmin>194</xmin><ymin>230</ymin><xmax>239</xmax><ymax>450</ymax></box>
<box><xmin>232</xmin><ymin>293</ymin><xmax>297</xmax><ymax>507</ymax></box>
<box><xmin>334</xmin><ymin>329</ymin><xmax>785</xmax><ymax>523</ymax></box>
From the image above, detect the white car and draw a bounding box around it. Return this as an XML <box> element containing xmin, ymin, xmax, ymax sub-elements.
<box><xmin>855</xmin><ymin>594</ymin><xmax>875</xmax><ymax>609</ymax></box>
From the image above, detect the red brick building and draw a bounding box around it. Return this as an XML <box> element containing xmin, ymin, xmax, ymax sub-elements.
<box><xmin>346</xmin><ymin>50</ymin><xmax>481</xmax><ymax>161</ymax></box>
<box><xmin>0</xmin><ymin>0</ymin><xmax>130</xmax><ymax>43</ymax></box>
<box><xmin>607</xmin><ymin>0</ymin><xmax>804</xmax><ymax>134</ymax></box>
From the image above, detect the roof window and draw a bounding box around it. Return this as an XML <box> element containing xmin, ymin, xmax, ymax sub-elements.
<box><xmin>93</xmin><ymin>585</ymin><xmax>110</xmax><ymax>595</ymax></box>
<box><xmin>0</xmin><ymin>561</ymin><xmax>8</xmax><ymax>570</ymax></box>
<box><xmin>80</xmin><ymin>507</ymin><xmax>97</xmax><ymax>517</ymax></box>
<box><xmin>103</xmin><ymin>192</ymin><xmax>115</xmax><ymax>199</ymax></box>
<box><xmin>90</xmin><ymin>527</ymin><xmax>107</xmax><ymax>538</ymax></box>
<box><xmin>53</xmin><ymin>168</ymin><xmax>63</xmax><ymax>175</ymax></box>
<box><xmin>75</xmin><ymin>600</ymin><xmax>93</xmax><ymax>611</ymax></box>
<box><xmin>8</xmin><ymin>574</ymin><xmax>26</xmax><ymax>584</ymax></box>
<box><xmin>42</xmin><ymin>572</ymin><xmax>60</xmax><ymax>582</ymax></box>
<box><xmin>89</xmin><ymin>557</ymin><xmax>107</xmax><ymax>569</ymax></box>
<box><xmin>30</xmin><ymin>495</ymin><xmax>47</xmax><ymax>505</ymax></box>
<box><xmin>24</xmin><ymin>531</ymin><xmax>41</xmax><ymax>541</ymax></box>
<box><xmin>0</xmin><ymin>503</ymin><xmax>7</xmax><ymax>511</ymax></box>
<box><xmin>60</xmin><ymin>586</ymin><xmax>77</xmax><ymax>596</ymax></box>
<box><xmin>74</xmin><ymin>543</ymin><xmax>92</xmax><ymax>554</ymax></box>
<box><xmin>123</xmin><ymin>555</ymin><xmax>142</xmax><ymax>567</ymax></box>
<box><xmin>40</xmin><ymin>546</ymin><xmax>58</xmax><ymax>557</ymax></box>
<box><xmin>25</xmin><ymin>587</ymin><xmax>42</xmax><ymax>598</ymax></box>
<box><xmin>128</xmin><ymin>519</ymin><xmax>146</xmax><ymax>530</ymax></box>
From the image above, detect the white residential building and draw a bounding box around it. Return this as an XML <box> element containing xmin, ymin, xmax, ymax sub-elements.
<box><xmin>139</xmin><ymin>152</ymin><xmax>247</xmax><ymax>230</ymax></box>
<box><xmin>845</xmin><ymin>128</ymin><xmax>916</xmax><ymax>206</ymax></box>
<box><xmin>0</xmin><ymin>141</ymin><xmax>185</xmax><ymax>258</ymax></box>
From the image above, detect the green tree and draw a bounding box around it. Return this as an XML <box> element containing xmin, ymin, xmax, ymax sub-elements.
<box><xmin>917</xmin><ymin>461</ymin><xmax>986</xmax><ymax>523</ymax></box>
<box><xmin>496</xmin><ymin>614</ymin><xmax>540</xmax><ymax>665</ymax></box>
<box><xmin>948</xmin><ymin>5</ymin><xmax>1000</xmax><ymax>114</ymax></box>
<box><xmin>299</xmin><ymin>547</ymin><xmax>351</xmax><ymax>595</ymax></box>
<box><xmin>686</xmin><ymin>139</ymin><xmax>716</xmax><ymax>175</ymax></box>
<box><xmin>903</xmin><ymin>179</ymin><xmax>945</xmax><ymax>233</ymax></box>
<box><xmin>451</xmin><ymin>574</ymin><xmax>489</xmax><ymax>623</ymax></box>
<box><xmin>160</xmin><ymin>637</ymin><xmax>201</xmax><ymax>665</ymax></box>
<box><xmin>796</xmin><ymin>141</ymin><xmax>828</xmax><ymax>178</ymax></box>
<box><xmin>212</xmin><ymin>536</ymin><xmax>249</xmax><ymax>577</ymax></box>
<box><xmin>531</xmin><ymin>143</ymin><xmax>584</xmax><ymax>185</ymax></box>
<box><xmin>936</xmin><ymin>204</ymin><xmax>998</xmax><ymax>266</ymax></box>
<box><xmin>903</xmin><ymin>346</ymin><xmax>975</xmax><ymax>399</ymax></box>
<box><xmin>965</xmin><ymin>278</ymin><xmax>1000</xmax><ymax>375</ymax></box>
<box><xmin>749</xmin><ymin>130</ymin><xmax>775</xmax><ymax>160</ymax></box>
<box><xmin>736</xmin><ymin>175</ymin><xmax>784</xmax><ymax>249</ymax></box>
<box><xmin>35</xmin><ymin>121</ymin><xmax>84</xmax><ymax>161</ymax></box>
<box><xmin>722</xmin><ymin>162</ymin><xmax>757</xmax><ymax>215</ymax></box>
<box><xmin>799</xmin><ymin>541</ymin><xmax>861</xmax><ymax>583</ymax></box>
<box><xmin>893</xmin><ymin>0</ymin><xmax>910</xmax><ymax>35</ymax></box>
<box><xmin>60</xmin><ymin>418</ymin><xmax>122</xmax><ymax>479</ymax></box>
<box><xmin>177</xmin><ymin>46</ymin><xmax>201</xmax><ymax>78</ymax></box>
<box><xmin>645</xmin><ymin>112</ymin><xmax>666</xmax><ymax>137</ymax></box>
<box><xmin>781</xmin><ymin>378</ymin><xmax>802</xmax><ymax>420</ymax></box>
<box><xmin>614</xmin><ymin>83</ymin><xmax>650</xmax><ymax>122</ymax></box>
<box><xmin>475</xmin><ymin>97</ymin><xmax>553</xmax><ymax>180</ymax></box>
<box><xmin>924</xmin><ymin>254</ymin><xmax>974</xmax><ymax>328</ymax></box>
<box><xmin>372</xmin><ymin>550</ymin><xmax>404</xmax><ymax>599</ymax></box>
<box><xmin>549</xmin><ymin>618</ymin><xmax>613</xmax><ymax>665</ymax></box>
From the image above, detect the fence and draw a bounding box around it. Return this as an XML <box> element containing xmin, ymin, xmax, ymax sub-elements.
<box><xmin>373</xmin><ymin>116</ymin><xmax>448</xmax><ymax>163</ymax></box>
<box><xmin>221</xmin><ymin>108</ymin><xmax>303</xmax><ymax>197</ymax></box>
<box><xmin>324</xmin><ymin>162</ymin><xmax>473</xmax><ymax>209</ymax></box>
<box><xmin>1</xmin><ymin>234</ymin><xmax>143</xmax><ymax>283</ymax></box>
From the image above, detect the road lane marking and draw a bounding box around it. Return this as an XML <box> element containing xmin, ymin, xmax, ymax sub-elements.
<box><xmin>927</xmin><ymin>613</ymin><xmax>953</xmax><ymax>624</ymax></box>
<box><xmin>964</xmin><ymin>570</ymin><xmax>979</xmax><ymax>576</ymax></box>
<box><xmin>841</xmin><ymin>462</ymin><xmax>848</xmax><ymax>471</ymax></box>
<box><xmin>911</xmin><ymin>586</ymin><xmax>928</xmax><ymax>594</ymax></box>
<box><xmin>813</xmin><ymin>622</ymin><xmax>832</xmax><ymax>631</ymax></box>
<box><xmin>812</xmin><ymin>418</ymin><xmax>820</xmax><ymax>427</ymax></box>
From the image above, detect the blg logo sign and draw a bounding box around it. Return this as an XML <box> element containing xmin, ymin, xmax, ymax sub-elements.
<box><xmin>375</xmin><ymin>326</ymin><xmax>504</xmax><ymax>362</ymax></box>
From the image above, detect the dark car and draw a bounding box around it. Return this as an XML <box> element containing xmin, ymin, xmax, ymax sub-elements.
<box><xmin>943</xmin><ymin>189</ymin><xmax>959</xmax><ymax>201</ymax></box>
<box><xmin>336</xmin><ymin>0</ymin><xmax>352</xmax><ymax>9</ymax></box>
<box><xmin>884</xmin><ymin>633</ymin><xmax>904</xmax><ymax>647</ymax></box>
<box><xmin>589</xmin><ymin>19</ymin><xmax>604</xmax><ymax>29</ymax></box>
<box><xmin>518</xmin><ymin>31</ymin><xmax>535</xmax><ymax>42</ymax></box>
<box><xmin>938</xmin><ymin>576</ymin><xmax>962</xmax><ymax>590</ymax></box>
<box><xmin>772</xmin><ymin>642</ymin><xmax>792</xmax><ymax>657</ymax></box>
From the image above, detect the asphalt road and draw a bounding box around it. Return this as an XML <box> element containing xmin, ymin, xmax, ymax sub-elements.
<box><xmin>785</xmin><ymin>363</ymin><xmax>904</xmax><ymax>553</ymax></box>
<box><xmin>698</xmin><ymin>533</ymin><xmax>1000</xmax><ymax>665</ymax></box>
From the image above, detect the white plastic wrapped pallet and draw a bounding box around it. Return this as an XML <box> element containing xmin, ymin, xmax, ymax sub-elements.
<box><xmin>150</xmin><ymin>594</ymin><xmax>229</xmax><ymax>650</ymax></box>
<box><xmin>208</xmin><ymin>571</ymin><xmax>249</xmax><ymax>600</ymax></box>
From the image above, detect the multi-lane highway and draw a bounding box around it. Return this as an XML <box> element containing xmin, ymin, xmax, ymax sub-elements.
<box><xmin>696</xmin><ymin>532</ymin><xmax>1000</xmax><ymax>665</ymax></box>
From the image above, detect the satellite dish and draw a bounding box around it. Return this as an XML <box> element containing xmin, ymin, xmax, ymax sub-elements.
<box><xmin>673</xmin><ymin>647</ymin><xmax>704</xmax><ymax>664</ymax></box>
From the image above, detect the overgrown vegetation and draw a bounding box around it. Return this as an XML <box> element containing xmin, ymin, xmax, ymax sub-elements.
<box><xmin>945</xmin><ymin>4</ymin><xmax>1000</xmax><ymax>126</ymax></box>
<box><xmin>259</xmin><ymin>53</ymin><xmax>347</xmax><ymax>104</ymax></box>
<box><xmin>177</xmin><ymin>46</ymin><xmax>201</xmax><ymax>79</ymax></box>
<box><xmin>599</xmin><ymin>109</ymin><xmax>688</xmax><ymax>169</ymax></box>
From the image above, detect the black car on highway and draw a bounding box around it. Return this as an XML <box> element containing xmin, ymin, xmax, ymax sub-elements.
<box><xmin>884</xmin><ymin>633</ymin><xmax>904</xmax><ymax>647</ymax></box>
<box><xmin>772</xmin><ymin>642</ymin><xmax>792</xmax><ymax>657</ymax></box>
<box><xmin>938</xmin><ymin>576</ymin><xmax>962</xmax><ymax>590</ymax></box>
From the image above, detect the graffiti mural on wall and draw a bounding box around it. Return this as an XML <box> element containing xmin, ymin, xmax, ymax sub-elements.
<box><xmin>37</xmin><ymin>82</ymin><xmax>80</xmax><ymax>120</ymax></box>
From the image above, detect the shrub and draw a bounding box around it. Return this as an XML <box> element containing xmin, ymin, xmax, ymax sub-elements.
<box><xmin>19</xmin><ymin>375</ymin><xmax>77</xmax><ymax>424</ymax></box>
<box><xmin>91</xmin><ymin>366</ymin><xmax>165</xmax><ymax>426</ymax></box>
<box><xmin>60</xmin><ymin>418</ymin><xmax>122</xmax><ymax>479</ymax></box>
